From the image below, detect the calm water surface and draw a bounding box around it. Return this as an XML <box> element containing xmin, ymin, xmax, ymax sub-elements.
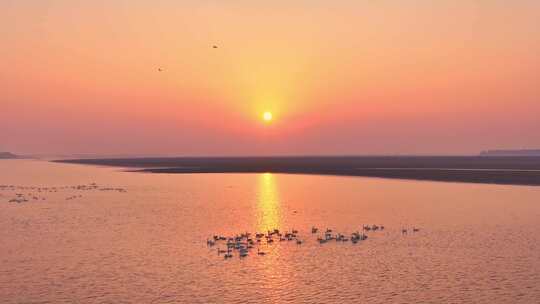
<box><xmin>1</xmin><ymin>160</ymin><xmax>540</xmax><ymax>303</ymax></box>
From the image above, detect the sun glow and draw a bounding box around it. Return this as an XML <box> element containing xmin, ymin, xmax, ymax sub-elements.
<box><xmin>263</xmin><ymin>111</ymin><xmax>273</xmax><ymax>122</ymax></box>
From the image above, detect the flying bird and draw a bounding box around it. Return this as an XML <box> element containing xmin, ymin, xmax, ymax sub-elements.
<box><xmin>213</xmin><ymin>45</ymin><xmax>218</xmax><ymax>49</ymax></box>
<box><xmin>158</xmin><ymin>68</ymin><xmax>163</xmax><ymax>72</ymax></box>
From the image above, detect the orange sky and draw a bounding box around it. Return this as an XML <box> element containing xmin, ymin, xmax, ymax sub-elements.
<box><xmin>1</xmin><ymin>1</ymin><xmax>539</xmax><ymax>155</ymax></box>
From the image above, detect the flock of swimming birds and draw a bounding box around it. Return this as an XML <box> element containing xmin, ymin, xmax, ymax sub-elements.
<box><xmin>207</xmin><ymin>225</ymin><xmax>421</xmax><ymax>259</ymax></box>
<box><xmin>0</xmin><ymin>183</ymin><xmax>127</xmax><ymax>203</ymax></box>
<box><xmin>3</xmin><ymin>180</ymin><xmax>422</xmax><ymax>261</ymax></box>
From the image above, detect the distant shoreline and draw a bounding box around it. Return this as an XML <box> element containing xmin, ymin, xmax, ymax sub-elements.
<box><xmin>0</xmin><ymin>152</ymin><xmax>19</xmax><ymax>159</ymax></box>
<box><xmin>480</xmin><ymin>149</ymin><xmax>540</xmax><ymax>156</ymax></box>
<box><xmin>54</xmin><ymin>156</ymin><xmax>540</xmax><ymax>186</ymax></box>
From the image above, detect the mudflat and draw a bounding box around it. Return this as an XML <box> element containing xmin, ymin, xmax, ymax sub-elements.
<box><xmin>55</xmin><ymin>156</ymin><xmax>540</xmax><ymax>186</ymax></box>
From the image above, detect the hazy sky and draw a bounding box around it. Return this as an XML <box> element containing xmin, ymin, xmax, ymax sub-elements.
<box><xmin>2</xmin><ymin>0</ymin><xmax>539</xmax><ymax>155</ymax></box>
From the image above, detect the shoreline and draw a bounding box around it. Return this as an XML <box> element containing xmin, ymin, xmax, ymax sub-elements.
<box><xmin>137</xmin><ymin>167</ymin><xmax>540</xmax><ymax>186</ymax></box>
<box><xmin>54</xmin><ymin>156</ymin><xmax>540</xmax><ymax>186</ymax></box>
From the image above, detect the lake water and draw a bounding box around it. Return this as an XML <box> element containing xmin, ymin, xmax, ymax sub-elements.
<box><xmin>1</xmin><ymin>159</ymin><xmax>540</xmax><ymax>303</ymax></box>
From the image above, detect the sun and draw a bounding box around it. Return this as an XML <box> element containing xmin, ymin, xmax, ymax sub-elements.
<box><xmin>263</xmin><ymin>111</ymin><xmax>273</xmax><ymax>122</ymax></box>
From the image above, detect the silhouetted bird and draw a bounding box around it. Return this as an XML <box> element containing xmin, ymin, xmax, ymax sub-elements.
<box><xmin>158</xmin><ymin>68</ymin><xmax>163</xmax><ymax>72</ymax></box>
<box><xmin>213</xmin><ymin>45</ymin><xmax>218</xmax><ymax>49</ymax></box>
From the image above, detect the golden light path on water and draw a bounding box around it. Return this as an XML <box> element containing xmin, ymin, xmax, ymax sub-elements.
<box><xmin>256</xmin><ymin>173</ymin><xmax>281</xmax><ymax>233</ymax></box>
<box><xmin>255</xmin><ymin>173</ymin><xmax>290</xmax><ymax>299</ymax></box>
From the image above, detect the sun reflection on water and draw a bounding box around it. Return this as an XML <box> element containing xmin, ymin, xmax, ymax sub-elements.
<box><xmin>257</xmin><ymin>173</ymin><xmax>281</xmax><ymax>232</ymax></box>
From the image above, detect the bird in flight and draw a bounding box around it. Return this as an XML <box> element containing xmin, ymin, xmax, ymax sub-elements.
<box><xmin>213</xmin><ymin>45</ymin><xmax>218</xmax><ymax>49</ymax></box>
<box><xmin>158</xmin><ymin>68</ymin><xmax>163</xmax><ymax>72</ymax></box>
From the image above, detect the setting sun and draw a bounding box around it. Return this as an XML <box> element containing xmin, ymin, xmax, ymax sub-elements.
<box><xmin>263</xmin><ymin>112</ymin><xmax>273</xmax><ymax>122</ymax></box>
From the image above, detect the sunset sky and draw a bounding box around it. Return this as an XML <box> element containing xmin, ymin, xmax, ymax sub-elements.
<box><xmin>2</xmin><ymin>1</ymin><xmax>539</xmax><ymax>156</ymax></box>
